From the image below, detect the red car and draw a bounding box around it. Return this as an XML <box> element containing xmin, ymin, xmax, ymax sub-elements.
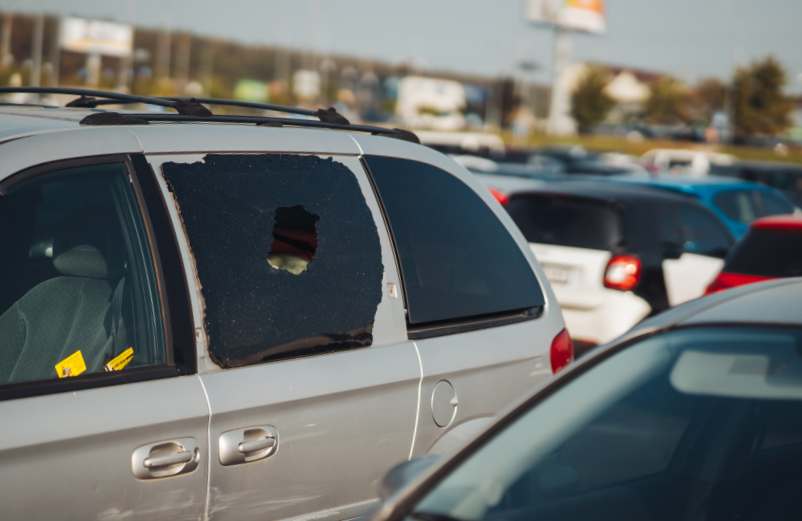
<box><xmin>706</xmin><ymin>215</ymin><xmax>802</xmax><ymax>294</ymax></box>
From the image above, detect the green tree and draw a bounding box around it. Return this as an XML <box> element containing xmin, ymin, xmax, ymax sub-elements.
<box><xmin>732</xmin><ymin>56</ymin><xmax>792</xmax><ymax>138</ymax></box>
<box><xmin>644</xmin><ymin>76</ymin><xmax>692</xmax><ymax>125</ymax></box>
<box><xmin>570</xmin><ymin>67</ymin><xmax>614</xmax><ymax>134</ymax></box>
<box><xmin>693</xmin><ymin>77</ymin><xmax>728</xmax><ymax>123</ymax></box>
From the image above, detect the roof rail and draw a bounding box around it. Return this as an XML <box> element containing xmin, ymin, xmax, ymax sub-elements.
<box><xmin>0</xmin><ymin>86</ymin><xmax>419</xmax><ymax>143</ymax></box>
<box><xmin>80</xmin><ymin>111</ymin><xmax>421</xmax><ymax>143</ymax></box>
<box><xmin>0</xmin><ymin>86</ymin><xmax>212</xmax><ymax>116</ymax></box>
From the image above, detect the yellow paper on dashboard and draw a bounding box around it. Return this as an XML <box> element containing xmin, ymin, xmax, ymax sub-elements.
<box><xmin>55</xmin><ymin>350</ymin><xmax>87</xmax><ymax>378</ymax></box>
<box><xmin>105</xmin><ymin>347</ymin><xmax>135</xmax><ymax>372</ymax></box>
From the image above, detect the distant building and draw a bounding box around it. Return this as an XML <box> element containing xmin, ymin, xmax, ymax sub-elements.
<box><xmin>559</xmin><ymin>62</ymin><xmax>668</xmax><ymax>130</ymax></box>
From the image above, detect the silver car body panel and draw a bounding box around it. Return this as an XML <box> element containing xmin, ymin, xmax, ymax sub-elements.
<box><xmin>0</xmin><ymin>376</ymin><xmax>209</xmax><ymax>521</ymax></box>
<box><xmin>0</xmin><ymin>115</ymin><xmax>564</xmax><ymax>521</ymax></box>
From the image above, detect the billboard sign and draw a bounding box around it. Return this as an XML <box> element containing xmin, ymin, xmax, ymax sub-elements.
<box><xmin>60</xmin><ymin>17</ymin><xmax>133</xmax><ymax>58</ymax></box>
<box><xmin>526</xmin><ymin>0</ymin><xmax>606</xmax><ymax>34</ymax></box>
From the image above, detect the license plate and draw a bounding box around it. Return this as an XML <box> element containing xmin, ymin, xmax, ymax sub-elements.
<box><xmin>544</xmin><ymin>265</ymin><xmax>571</xmax><ymax>284</ymax></box>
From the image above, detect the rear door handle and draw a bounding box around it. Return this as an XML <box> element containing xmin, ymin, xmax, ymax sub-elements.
<box><xmin>219</xmin><ymin>425</ymin><xmax>278</xmax><ymax>466</ymax></box>
<box><xmin>144</xmin><ymin>450</ymin><xmax>194</xmax><ymax>469</ymax></box>
<box><xmin>132</xmin><ymin>438</ymin><xmax>200</xmax><ymax>479</ymax></box>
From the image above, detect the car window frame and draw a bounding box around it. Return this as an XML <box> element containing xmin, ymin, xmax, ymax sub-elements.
<box><xmin>361</xmin><ymin>155</ymin><xmax>545</xmax><ymax>340</ymax></box>
<box><xmin>0</xmin><ymin>153</ymin><xmax>195</xmax><ymax>401</ymax></box>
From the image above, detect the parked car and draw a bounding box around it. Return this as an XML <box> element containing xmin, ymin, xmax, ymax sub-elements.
<box><xmin>0</xmin><ymin>88</ymin><xmax>567</xmax><ymax>521</ymax></box>
<box><xmin>610</xmin><ymin>174</ymin><xmax>797</xmax><ymax>238</ymax></box>
<box><xmin>487</xmin><ymin>180</ymin><xmax>734</xmax><ymax>349</ymax></box>
<box><xmin>706</xmin><ymin>215</ymin><xmax>802</xmax><ymax>294</ymax></box>
<box><xmin>712</xmin><ymin>160</ymin><xmax>802</xmax><ymax>207</ymax></box>
<box><xmin>372</xmin><ymin>278</ymin><xmax>802</xmax><ymax>521</ymax></box>
<box><xmin>641</xmin><ymin>148</ymin><xmax>735</xmax><ymax>176</ymax></box>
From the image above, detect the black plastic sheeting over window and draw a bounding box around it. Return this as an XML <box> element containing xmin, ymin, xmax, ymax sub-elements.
<box><xmin>162</xmin><ymin>154</ymin><xmax>383</xmax><ymax>367</ymax></box>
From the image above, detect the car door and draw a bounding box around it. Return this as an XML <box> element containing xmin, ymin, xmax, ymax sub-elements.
<box><xmin>362</xmin><ymin>155</ymin><xmax>563</xmax><ymax>457</ymax></box>
<box><xmin>147</xmin><ymin>152</ymin><xmax>419</xmax><ymax>521</ymax></box>
<box><xmin>0</xmin><ymin>156</ymin><xmax>208</xmax><ymax>521</ymax></box>
<box><xmin>661</xmin><ymin>203</ymin><xmax>733</xmax><ymax>306</ymax></box>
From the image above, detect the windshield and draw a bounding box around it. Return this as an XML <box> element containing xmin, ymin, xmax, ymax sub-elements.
<box><xmin>411</xmin><ymin>326</ymin><xmax>802</xmax><ymax>521</ymax></box>
<box><xmin>713</xmin><ymin>189</ymin><xmax>794</xmax><ymax>224</ymax></box>
<box><xmin>725</xmin><ymin>228</ymin><xmax>802</xmax><ymax>277</ymax></box>
<box><xmin>505</xmin><ymin>195</ymin><xmax>623</xmax><ymax>251</ymax></box>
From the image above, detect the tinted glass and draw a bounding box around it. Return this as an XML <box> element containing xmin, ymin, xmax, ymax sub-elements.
<box><xmin>413</xmin><ymin>327</ymin><xmax>802</xmax><ymax>521</ymax></box>
<box><xmin>162</xmin><ymin>154</ymin><xmax>383</xmax><ymax>367</ymax></box>
<box><xmin>659</xmin><ymin>202</ymin><xmax>732</xmax><ymax>257</ymax></box>
<box><xmin>365</xmin><ymin>156</ymin><xmax>543</xmax><ymax>325</ymax></box>
<box><xmin>506</xmin><ymin>194</ymin><xmax>622</xmax><ymax>251</ymax></box>
<box><xmin>713</xmin><ymin>189</ymin><xmax>795</xmax><ymax>224</ymax></box>
<box><xmin>0</xmin><ymin>163</ymin><xmax>165</xmax><ymax>385</ymax></box>
<box><xmin>725</xmin><ymin>228</ymin><xmax>802</xmax><ymax>277</ymax></box>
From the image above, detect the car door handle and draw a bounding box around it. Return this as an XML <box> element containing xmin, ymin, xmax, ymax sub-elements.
<box><xmin>238</xmin><ymin>437</ymin><xmax>276</xmax><ymax>454</ymax></box>
<box><xmin>132</xmin><ymin>438</ymin><xmax>200</xmax><ymax>479</ymax></box>
<box><xmin>219</xmin><ymin>425</ymin><xmax>278</xmax><ymax>466</ymax></box>
<box><xmin>144</xmin><ymin>450</ymin><xmax>194</xmax><ymax>469</ymax></box>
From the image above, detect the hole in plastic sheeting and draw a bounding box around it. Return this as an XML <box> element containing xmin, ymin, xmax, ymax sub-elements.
<box><xmin>161</xmin><ymin>154</ymin><xmax>383</xmax><ymax>367</ymax></box>
<box><xmin>267</xmin><ymin>206</ymin><xmax>319</xmax><ymax>275</ymax></box>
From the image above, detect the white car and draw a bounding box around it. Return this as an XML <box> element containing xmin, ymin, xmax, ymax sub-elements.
<box><xmin>642</xmin><ymin>148</ymin><xmax>735</xmax><ymax>177</ymax></box>
<box><xmin>482</xmin><ymin>179</ymin><xmax>735</xmax><ymax>351</ymax></box>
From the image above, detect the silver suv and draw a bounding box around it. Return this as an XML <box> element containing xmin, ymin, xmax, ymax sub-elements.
<box><xmin>0</xmin><ymin>88</ymin><xmax>566</xmax><ymax>521</ymax></box>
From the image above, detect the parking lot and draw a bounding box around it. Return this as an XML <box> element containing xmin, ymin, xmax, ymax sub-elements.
<box><xmin>0</xmin><ymin>2</ymin><xmax>801</xmax><ymax>521</ymax></box>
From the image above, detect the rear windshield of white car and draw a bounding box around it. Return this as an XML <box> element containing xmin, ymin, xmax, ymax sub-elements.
<box><xmin>725</xmin><ymin>228</ymin><xmax>802</xmax><ymax>277</ymax></box>
<box><xmin>505</xmin><ymin>194</ymin><xmax>623</xmax><ymax>251</ymax></box>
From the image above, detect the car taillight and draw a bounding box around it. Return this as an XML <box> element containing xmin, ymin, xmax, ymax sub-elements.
<box><xmin>704</xmin><ymin>272</ymin><xmax>774</xmax><ymax>295</ymax></box>
<box><xmin>603</xmin><ymin>255</ymin><xmax>642</xmax><ymax>291</ymax></box>
<box><xmin>550</xmin><ymin>328</ymin><xmax>574</xmax><ymax>374</ymax></box>
<box><xmin>489</xmin><ymin>188</ymin><xmax>508</xmax><ymax>206</ymax></box>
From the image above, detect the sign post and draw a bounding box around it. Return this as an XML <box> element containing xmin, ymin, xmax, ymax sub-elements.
<box><xmin>526</xmin><ymin>0</ymin><xmax>606</xmax><ymax>135</ymax></box>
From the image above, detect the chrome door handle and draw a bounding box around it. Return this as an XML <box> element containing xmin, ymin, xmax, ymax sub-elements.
<box><xmin>219</xmin><ymin>425</ymin><xmax>278</xmax><ymax>466</ymax></box>
<box><xmin>144</xmin><ymin>450</ymin><xmax>194</xmax><ymax>469</ymax></box>
<box><xmin>132</xmin><ymin>438</ymin><xmax>200</xmax><ymax>479</ymax></box>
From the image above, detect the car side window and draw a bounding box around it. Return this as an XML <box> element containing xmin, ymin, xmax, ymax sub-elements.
<box><xmin>676</xmin><ymin>204</ymin><xmax>733</xmax><ymax>257</ymax></box>
<box><xmin>160</xmin><ymin>154</ymin><xmax>383</xmax><ymax>367</ymax></box>
<box><xmin>363</xmin><ymin>156</ymin><xmax>544</xmax><ymax>328</ymax></box>
<box><xmin>0</xmin><ymin>162</ymin><xmax>166</xmax><ymax>386</ymax></box>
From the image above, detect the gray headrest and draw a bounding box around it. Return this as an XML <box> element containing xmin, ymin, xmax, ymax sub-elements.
<box><xmin>53</xmin><ymin>245</ymin><xmax>109</xmax><ymax>279</ymax></box>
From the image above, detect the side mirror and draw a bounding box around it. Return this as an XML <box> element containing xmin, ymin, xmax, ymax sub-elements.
<box><xmin>662</xmin><ymin>241</ymin><xmax>683</xmax><ymax>260</ymax></box>
<box><xmin>378</xmin><ymin>454</ymin><xmax>441</xmax><ymax>500</ymax></box>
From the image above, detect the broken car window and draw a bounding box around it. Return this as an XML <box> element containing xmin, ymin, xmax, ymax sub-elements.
<box><xmin>162</xmin><ymin>154</ymin><xmax>383</xmax><ymax>367</ymax></box>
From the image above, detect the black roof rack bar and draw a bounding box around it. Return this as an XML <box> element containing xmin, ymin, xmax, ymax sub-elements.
<box><xmin>80</xmin><ymin>111</ymin><xmax>420</xmax><ymax>143</ymax></box>
<box><xmin>0</xmin><ymin>87</ymin><xmax>212</xmax><ymax>116</ymax></box>
<box><xmin>0</xmin><ymin>87</ymin><xmax>353</xmax><ymax>125</ymax></box>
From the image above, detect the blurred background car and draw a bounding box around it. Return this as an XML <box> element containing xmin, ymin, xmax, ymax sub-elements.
<box><xmin>706</xmin><ymin>215</ymin><xmax>802</xmax><ymax>294</ymax></box>
<box><xmin>609</xmin><ymin>175</ymin><xmax>798</xmax><ymax>238</ymax></box>
<box><xmin>495</xmin><ymin>180</ymin><xmax>734</xmax><ymax>350</ymax></box>
<box><xmin>372</xmin><ymin>278</ymin><xmax>802</xmax><ymax>521</ymax></box>
<box><xmin>641</xmin><ymin>148</ymin><xmax>736</xmax><ymax>176</ymax></box>
<box><xmin>712</xmin><ymin>161</ymin><xmax>802</xmax><ymax>207</ymax></box>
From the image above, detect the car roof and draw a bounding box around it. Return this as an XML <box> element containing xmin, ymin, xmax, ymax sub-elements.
<box><xmin>507</xmin><ymin>179</ymin><xmax>697</xmax><ymax>205</ymax></box>
<box><xmin>0</xmin><ymin>105</ymin><xmax>84</xmax><ymax>141</ymax></box>
<box><xmin>624</xmin><ymin>278</ymin><xmax>802</xmax><ymax>337</ymax></box>
<box><xmin>612</xmin><ymin>173</ymin><xmax>764</xmax><ymax>191</ymax></box>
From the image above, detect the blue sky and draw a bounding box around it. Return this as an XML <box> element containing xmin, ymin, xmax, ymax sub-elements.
<box><xmin>5</xmin><ymin>0</ymin><xmax>802</xmax><ymax>91</ymax></box>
